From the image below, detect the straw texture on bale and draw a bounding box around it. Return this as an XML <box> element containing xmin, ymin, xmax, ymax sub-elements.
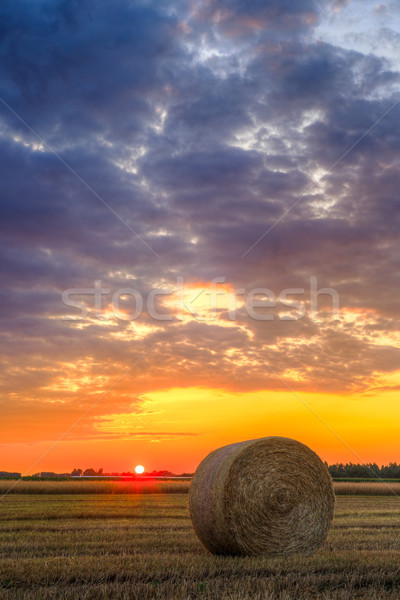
<box><xmin>189</xmin><ymin>436</ymin><xmax>335</xmax><ymax>556</ymax></box>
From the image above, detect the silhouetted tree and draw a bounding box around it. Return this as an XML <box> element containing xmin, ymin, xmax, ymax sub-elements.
<box><xmin>83</xmin><ymin>468</ymin><xmax>97</xmax><ymax>476</ymax></box>
<box><xmin>328</xmin><ymin>462</ymin><xmax>400</xmax><ymax>479</ymax></box>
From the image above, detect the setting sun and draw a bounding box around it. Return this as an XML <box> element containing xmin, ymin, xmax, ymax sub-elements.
<box><xmin>135</xmin><ymin>465</ymin><xmax>145</xmax><ymax>475</ymax></box>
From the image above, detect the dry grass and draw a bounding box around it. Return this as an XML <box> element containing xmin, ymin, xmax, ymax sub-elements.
<box><xmin>334</xmin><ymin>482</ymin><xmax>400</xmax><ymax>496</ymax></box>
<box><xmin>1</xmin><ymin>480</ymin><xmax>400</xmax><ymax>496</ymax></box>
<box><xmin>0</xmin><ymin>480</ymin><xmax>189</xmax><ymax>495</ymax></box>
<box><xmin>0</xmin><ymin>493</ymin><xmax>400</xmax><ymax>599</ymax></box>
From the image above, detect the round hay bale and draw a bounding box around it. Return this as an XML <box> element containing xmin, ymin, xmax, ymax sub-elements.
<box><xmin>189</xmin><ymin>436</ymin><xmax>334</xmax><ymax>556</ymax></box>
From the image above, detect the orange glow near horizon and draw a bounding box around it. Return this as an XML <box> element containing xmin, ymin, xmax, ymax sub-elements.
<box><xmin>1</xmin><ymin>382</ymin><xmax>400</xmax><ymax>474</ymax></box>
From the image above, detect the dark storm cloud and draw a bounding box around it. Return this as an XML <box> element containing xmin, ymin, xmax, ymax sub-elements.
<box><xmin>1</xmin><ymin>0</ymin><xmax>400</xmax><ymax>439</ymax></box>
<box><xmin>0</xmin><ymin>0</ymin><xmax>184</xmax><ymax>147</ymax></box>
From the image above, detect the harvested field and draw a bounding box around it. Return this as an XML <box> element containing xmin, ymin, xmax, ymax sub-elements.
<box><xmin>1</xmin><ymin>479</ymin><xmax>400</xmax><ymax>495</ymax></box>
<box><xmin>0</xmin><ymin>492</ymin><xmax>399</xmax><ymax>599</ymax></box>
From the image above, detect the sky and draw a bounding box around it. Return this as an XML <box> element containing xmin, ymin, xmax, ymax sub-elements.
<box><xmin>1</xmin><ymin>0</ymin><xmax>400</xmax><ymax>474</ymax></box>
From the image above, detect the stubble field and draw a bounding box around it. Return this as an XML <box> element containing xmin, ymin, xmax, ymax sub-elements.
<box><xmin>0</xmin><ymin>489</ymin><xmax>399</xmax><ymax>599</ymax></box>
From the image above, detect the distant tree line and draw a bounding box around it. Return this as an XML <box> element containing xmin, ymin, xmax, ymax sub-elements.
<box><xmin>69</xmin><ymin>468</ymin><xmax>193</xmax><ymax>477</ymax></box>
<box><xmin>327</xmin><ymin>462</ymin><xmax>400</xmax><ymax>479</ymax></box>
<box><xmin>71</xmin><ymin>468</ymin><xmax>103</xmax><ymax>477</ymax></box>
<box><xmin>71</xmin><ymin>464</ymin><xmax>400</xmax><ymax>479</ymax></box>
<box><xmin>2</xmin><ymin>463</ymin><xmax>400</xmax><ymax>479</ymax></box>
<box><xmin>71</xmin><ymin>468</ymin><xmax>193</xmax><ymax>477</ymax></box>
